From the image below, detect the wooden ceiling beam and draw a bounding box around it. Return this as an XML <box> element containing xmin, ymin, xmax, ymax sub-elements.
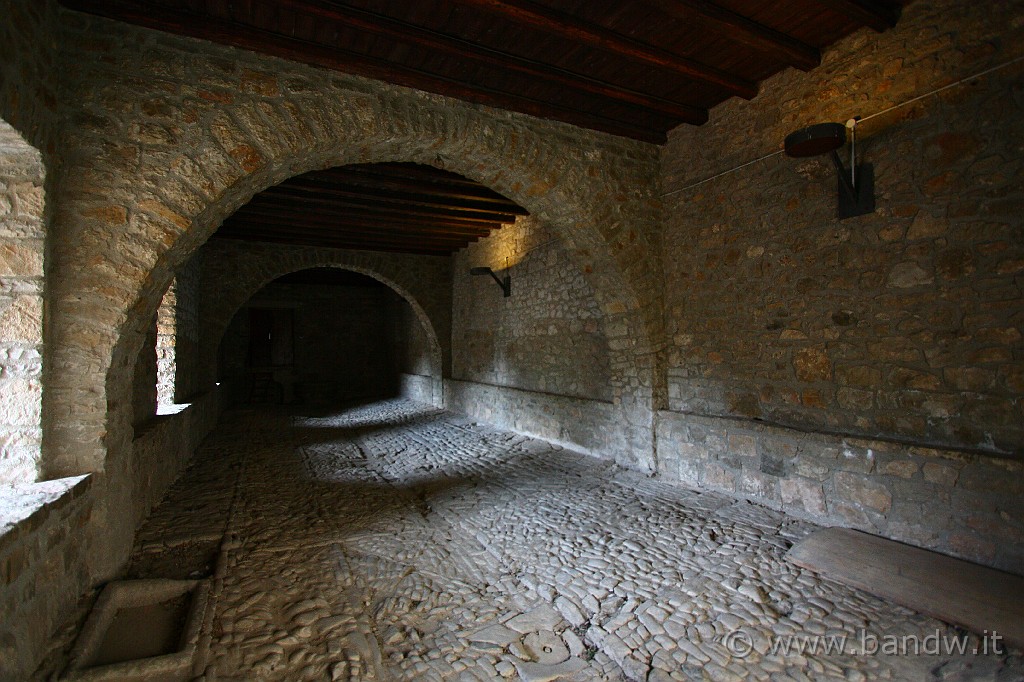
<box><xmin>233</xmin><ymin>203</ymin><xmax>509</xmax><ymax>230</ymax></box>
<box><xmin>243</xmin><ymin>193</ymin><xmax>521</xmax><ymax>224</ymax></box>
<box><xmin>219</xmin><ymin>219</ymin><xmax>474</xmax><ymax>242</ymax></box>
<box><xmin>60</xmin><ymin>0</ymin><xmax>669</xmax><ymax>142</ymax></box>
<box><xmin>329</xmin><ymin>164</ymin><xmax>501</xmax><ymax>190</ymax></box>
<box><xmin>453</xmin><ymin>0</ymin><xmax>757</xmax><ymax>98</ymax></box>
<box><xmin>218</xmin><ymin>227</ymin><xmax>476</xmax><ymax>249</ymax></box>
<box><xmin>272</xmin><ymin>178</ymin><xmax>529</xmax><ymax>215</ymax></box>
<box><xmin>814</xmin><ymin>0</ymin><xmax>900</xmax><ymax>32</ymax></box>
<box><xmin>275</xmin><ymin>0</ymin><xmax>707</xmax><ymax>123</ymax></box>
<box><xmin>213</xmin><ymin>233</ymin><xmax>455</xmax><ymax>256</ymax></box>
<box><xmin>214</xmin><ymin>229</ymin><xmax>467</xmax><ymax>251</ymax></box>
<box><xmin>222</xmin><ymin>213</ymin><xmax>497</xmax><ymax>237</ymax></box>
<box><xmin>295</xmin><ymin>170</ymin><xmax>527</xmax><ymax>210</ymax></box>
<box><xmin>645</xmin><ymin>0</ymin><xmax>820</xmax><ymax>71</ymax></box>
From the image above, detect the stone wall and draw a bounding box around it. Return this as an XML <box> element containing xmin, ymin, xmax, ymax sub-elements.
<box><xmin>0</xmin><ymin>0</ymin><xmax>59</xmax><ymax>484</ymax></box>
<box><xmin>657</xmin><ymin>411</ymin><xmax>1023</xmax><ymax>573</ymax></box>
<box><xmin>156</xmin><ymin>255</ymin><xmax>202</xmax><ymax>407</ymax></box>
<box><xmin>0</xmin><ymin>475</ymin><xmax>92</xmax><ymax>680</ymax></box>
<box><xmin>173</xmin><ymin>255</ymin><xmax>203</xmax><ymax>401</ymax></box>
<box><xmin>448</xmin><ymin>216</ymin><xmax>632</xmax><ymax>459</ymax></box>
<box><xmin>156</xmin><ymin>280</ymin><xmax>177</xmax><ymax>407</ymax></box>
<box><xmin>391</xmin><ymin>295</ymin><xmax>434</xmax><ymax>378</ymax></box>
<box><xmin>130</xmin><ymin>387</ymin><xmax>224</xmax><ymax>527</ymax></box>
<box><xmin>661</xmin><ymin>0</ymin><xmax>1024</xmax><ymax>454</ymax></box>
<box><xmin>0</xmin><ymin>0</ymin><xmax>60</xmax><ymax>154</ymax></box>
<box><xmin>0</xmin><ymin>131</ymin><xmax>45</xmax><ymax>484</ymax></box>
<box><xmin>453</xmin><ymin>216</ymin><xmax>613</xmax><ymax>402</ymax></box>
<box><xmin>391</xmin><ymin>295</ymin><xmax>440</xmax><ymax>405</ymax></box>
<box><xmin>131</xmin><ymin>320</ymin><xmax>158</xmax><ymax>428</ymax></box>
<box><xmin>445</xmin><ymin>380</ymin><xmax>622</xmax><ymax>458</ymax></box>
<box><xmin>0</xmin><ymin>3</ymin><xmax>84</xmax><ymax>677</ymax></box>
<box><xmin>46</xmin><ymin>5</ymin><xmax>661</xmax><ymax>494</ymax></box>
<box><xmin>657</xmin><ymin>0</ymin><xmax>1024</xmax><ymax>567</ymax></box>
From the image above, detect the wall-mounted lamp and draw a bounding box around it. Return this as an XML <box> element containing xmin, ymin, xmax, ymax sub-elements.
<box><xmin>784</xmin><ymin>119</ymin><xmax>875</xmax><ymax>219</ymax></box>
<box><xmin>470</xmin><ymin>266</ymin><xmax>511</xmax><ymax>297</ymax></box>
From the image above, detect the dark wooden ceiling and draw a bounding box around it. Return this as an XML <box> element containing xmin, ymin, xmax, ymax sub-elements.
<box><xmin>64</xmin><ymin>0</ymin><xmax>907</xmax><ymax>255</ymax></box>
<box><xmin>214</xmin><ymin>162</ymin><xmax>528</xmax><ymax>255</ymax></box>
<box><xmin>62</xmin><ymin>0</ymin><xmax>906</xmax><ymax>144</ymax></box>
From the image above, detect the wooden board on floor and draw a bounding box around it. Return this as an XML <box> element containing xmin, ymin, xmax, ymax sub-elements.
<box><xmin>787</xmin><ymin>527</ymin><xmax>1024</xmax><ymax>649</ymax></box>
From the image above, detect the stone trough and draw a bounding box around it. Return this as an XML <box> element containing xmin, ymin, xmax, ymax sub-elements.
<box><xmin>63</xmin><ymin>579</ymin><xmax>210</xmax><ymax>681</ymax></box>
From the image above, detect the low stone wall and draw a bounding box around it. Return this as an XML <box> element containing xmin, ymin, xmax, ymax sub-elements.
<box><xmin>400</xmin><ymin>373</ymin><xmax>440</xmax><ymax>407</ymax></box>
<box><xmin>131</xmin><ymin>387</ymin><xmax>224</xmax><ymax>529</ymax></box>
<box><xmin>445</xmin><ymin>379</ymin><xmax>622</xmax><ymax>460</ymax></box>
<box><xmin>0</xmin><ymin>475</ymin><xmax>93</xmax><ymax>680</ymax></box>
<box><xmin>0</xmin><ymin>388</ymin><xmax>224</xmax><ymax>680</ymax></box>
<box><xmin>656</xmin><ymin>410</ymin><xmax>1024</xmax><ymax>574</ymax></box>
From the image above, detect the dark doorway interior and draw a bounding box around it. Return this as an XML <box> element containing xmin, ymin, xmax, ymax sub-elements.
<box><xmin>248</xmin><ymin>307</ymin><xmax>294</xmax><ymax>368</ymax></box>
<box><xmin>219</xmin><ymin>269</ymin><xmax>433</xmax><ymax>406</ymax></box>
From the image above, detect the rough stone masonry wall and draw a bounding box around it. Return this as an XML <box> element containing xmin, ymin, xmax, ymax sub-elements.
<box><xmin>0</xmin><ymin>138</ymin><xmax>45</xmax><ymax>484</ymax></box>
<box><xmin>0</xmin><ymin>475</ymin><xmax>92</xmax><ymax>680</ymax></box>
<box><xmin>658</xmin><ymin>0</ymin><xmax>1024</xmax><ymax>571</ymax></box>
<box><xmin>172</xmin><ymin>254</ymin><xmax>203</xmax><ymax>401</ymax></box>
<box><xmin>448</xmin><ymin>215</ymin><xmax>622</xmax><ymax>457</ymax></box>
<box><xmin>6</xmin><ymin>3</ymin><xmax>660</xmax><ymax>678</ymax></box>
<box><xmin>0</xmin><ymin>2</ymin><xmax>90</xmax><ymax>677</ymax></box>
<box><xmin>453</xmin><ymin>216</ymin><xmax>613</xmax><ymax>401</ymax></box>
<box><xmin>0</xmin><ymin>0</ymin><xmax>60</xmax><ymax>154</ymax></box>
<box><xmin>392</xmin><ymin>298</ymin><xmax>433</xmax><ymax>377</ymax></box>
<box><xmin>130</xmin><ymin>320</ymin><xmax>158</xmax><ymax>428</ymax></box>
<box><xmin>156</xmin><ymin>254</ymin><xmax>203</xmax><ymax>407</ymax></box>
<box><xmin>0</xmin><ymin>0</ymin><xmax>59</xmax><ymax>486</ymax></box>
<box><xmin>47</xmin><ymin>5</ymin><xmax>661</xmax><ymax>491</ymax></box>
<box><xmin>155</xmin><ymin>277</ymin><xmax>177</xmax><ymax>407</ymax></box>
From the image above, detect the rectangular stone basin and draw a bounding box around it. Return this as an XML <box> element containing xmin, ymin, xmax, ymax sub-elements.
<box><xmin>64</xmin><ymin>578</ymin><xmax>209</xmax><ymax>681</ymax></box>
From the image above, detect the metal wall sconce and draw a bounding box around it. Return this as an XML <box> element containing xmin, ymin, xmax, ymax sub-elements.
<box><xmin>784</xmin><ymin>119</ymin><xmax>875</xmax><ymax>219</ymax></box>
<box><xmin>470</xmin><ymin>266</ymin><xmax>511</xmax><ymax>297</ymax></box>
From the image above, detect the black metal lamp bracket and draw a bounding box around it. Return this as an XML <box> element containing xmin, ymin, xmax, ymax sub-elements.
<box><xmin>784</xmin><ymin>118</ymin><xmax>875</xmax><ymax>220</ymax></box>
<box><xmin>829</xmin><ymin>150</ymin><xmax>874</xmax><ymax>219</ymax></box>
<box><xmin>470</xmin><ymin>267</ymin><xmax>511</xmax><ymax>297</ymax></box>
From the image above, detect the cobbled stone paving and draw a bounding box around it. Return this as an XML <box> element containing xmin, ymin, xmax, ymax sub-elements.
<box><xmin>87</xmin><ymin>401</ymin><xmax>1024</xmax><ymax>680</ymax></box>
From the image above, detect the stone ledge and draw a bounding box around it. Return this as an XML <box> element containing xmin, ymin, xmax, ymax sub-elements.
<box><xmin>447</xmin><ymin>377</ymin><xmax>615</xmax><ymax>406</ymax></box>
<box><xmin>660</xmin><ymin>409</ymin><xmax>1022</xmax><ymax>463</ymax></box>
<box><xmin>655</xmin><ymin>409</ymin><xmax>1024</xmax><ymax>573</ymax></box>
<box><xmin>0</xmin><ymin>473</ymin><xmax>91</xmax><ymax>556</ymax></box>
<box><xmin>445</xmin><ymin>379</ymin><xmax>626</xmax><ymax>463</ymax></box>
<box><xmin>132</xmin><ymin>387</ymin><xmax>221</xmax><ymax>441</ymax></box>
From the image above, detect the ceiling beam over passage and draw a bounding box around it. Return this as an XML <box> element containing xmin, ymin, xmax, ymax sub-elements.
<box><xmin>451</xmin><ymin>0</ymin><xmax>758</xmax><ymax>98</ymax></box>
<box><xmin>272</xmin><ymin>0</ymin><xmax>708</xmax><ymax>124</ymax></box>
<box><xmin>816</xmin><ymin>0</ymin><xmax>901</xmax><ymax>31</ymax></box>
<box><xmin>216</xmin><ymin>163</ymin><xmax>522</xmax><ymax>256</ymax></box>
<box><xmin>644</xmin><ymin>0</ymin><xmax>821</xmax><ymax>71</ymax></box>
<box><xmin>60</xmin><ymin>0</ymin><xmax>905</xmax><ymax>143</ymax></box>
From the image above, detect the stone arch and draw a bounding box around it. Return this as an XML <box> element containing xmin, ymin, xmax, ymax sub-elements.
<box><xmin>197</xmin><ymin>242</ymin><xmax>447</xmax><ymax>407</ymax></box>
<box><xmin>45</xmin><ymin>68</ymin><xmax>663</xmax><ymax>480</ymax></box>
<box><xmin>0</xmin><ymin>118</ymin><xmax>45</xmax><ymax>484</ymax></box>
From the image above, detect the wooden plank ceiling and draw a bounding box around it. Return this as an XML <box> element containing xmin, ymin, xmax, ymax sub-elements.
<box><xmin>215</xmin><ymin>162</ymin><xmax>528</xmax><ymax>254</ymax></box>
<box><xmin>61</xmin><ymin>0</ymin><xmax>906</xmax><ymax>254</ymax></box>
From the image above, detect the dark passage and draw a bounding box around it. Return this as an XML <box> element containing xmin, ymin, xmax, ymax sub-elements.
<box><xmin>218</xmin><ymin>268</ymin><xmax>433</xmax><ymax>406</ymax></box>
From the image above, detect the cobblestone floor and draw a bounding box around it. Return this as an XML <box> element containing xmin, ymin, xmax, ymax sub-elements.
<box><xmin>49</xmin><ymin>400</ymin><xmax>1024</xmax><ymax>680</ymax></box>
